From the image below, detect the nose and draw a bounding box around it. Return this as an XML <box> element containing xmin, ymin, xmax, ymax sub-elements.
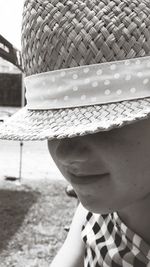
<box><xmin>55</xmin><ymin>137</ymin><xmax>89</xmax><ymax>166</ymax></box>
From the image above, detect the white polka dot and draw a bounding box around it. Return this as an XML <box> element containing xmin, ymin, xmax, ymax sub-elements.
<box><xmin>73</xmin><ymin>86</ymin><xmax>78</xmax><ymax>91</ymax></box>
<box><xmin>42</xmin><ymin>81</ymin><xmax>46</xmax><ymax>86</ymax></box>
<box><xmin>92</xmin><ymin>81</ymin><xmax>98</xmax><ymax>87</ymax></box>
<box><xmin>124</xmin><ymin>60</ymin><xmax>130</xmax><ymax>66</ymax></box>
<box><xmin>83</xmin><ymin>68</ymin><xmax>90</xmax><ymax>73</ymax></box>
<box><xmin>73</xmin><ymin>74</ymin><xmax>78</xmax><ymax>79</ymax></box>
<box><xmin>51</xmin><ymin>77</ymin><xmax>56</xmax><ymax>82</ymax></box>
<box><xmin>60</xmin><ymin>71</ymin><xmax>66</xmax><ymax>77</ymax></box>
<box><xmin>84</xmin><ymin>78</ymin><xmax>90</xmax><ymax>84</ymax></box>
<box><xmin>110</xmin><ymin>64</ymin><xmax>116</xmax><ymax>70</ymax></box>
<box><xmin>114</xmin><ymin>73</ymin><xmax>120</xmax><ymax>79</ymax></box>
<box><xmin>96</xmin><ymin>69</ymin><xmax>103</xmax><ymax>75</ymax></box>
<box><xmin>105</xmin><ymin>89</ymin><xmax>111</xmax><ymax>95</ymax></box>
<box><xmin>137</xmin><ymin>72</ymin><xmax>143</xmax><ymax>78</ymax></box>
<box><xmin>130</xmin><ymin>87</ymin><xmax>136</xmax><ymax>93</ymax></box>
<box><xmin>57</xmin><ymin>86</ymin><xmax>63</xmax><ymax>92</ymax></box>
<box><xmin>64</xmin><ymin>96</ymin><xmax>69</xmax><ymax>101</ymax></box>
<box><xmin>104</xmin><ymin>80</ymin><xmax>110</xmax><ymax>85</ymax></box>
<box><xmin>91</xmin><ymin>97</ymin><xmax>97</xmax><ymax>102</ymax></box>
<box><xmin>81</xmin><ymin>95</ymin><xmax>86</xmax><ymax>100</ymax></box>
<box><xmin>135</xmin><ymin>59</ymin><xmax>141</xmax><ymax>65</ymax></box>
<box><xmin>116</xmin><ymin>89</ymin><xmax>122</xmax><ymax>95</ymax></box>
<box><xmin>143</xmin><ymin>78</ymin><xmax>149</xmax><ymax>84</ymax></box>
<box><xmin>125</xmin><ymin>74</ymin><xmax>131</xmax><ymax>81</ymax></box>
<box><xmin>47</xmin><ymin>89</ymin><xmax>51</xmax><ymax>94</ymax></box>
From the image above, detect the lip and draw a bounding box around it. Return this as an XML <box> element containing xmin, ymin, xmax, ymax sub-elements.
<box><xmin>67</xmin><ymin>172</ymin><xmax>109</xmax><ymax>185</ymax></box>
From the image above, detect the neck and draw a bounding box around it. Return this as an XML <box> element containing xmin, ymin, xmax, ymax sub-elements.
<box><xmin>118</xmin><ymin>193</ymin><xmax>150</xmax><ymax>245</ymax></box>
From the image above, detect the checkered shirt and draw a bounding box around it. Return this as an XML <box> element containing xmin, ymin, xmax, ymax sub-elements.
<box><xmin>81</xmin><ymin>212</ymin><xmax>150</xmax><ymax>267</ymax></box>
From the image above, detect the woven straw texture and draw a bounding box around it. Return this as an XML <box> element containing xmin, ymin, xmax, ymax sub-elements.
<box><xmin>1</xmin><ymin>98</ymin><xmax>150</xmax><ymax>141</ymax></box>
<box><xmin>1</xmin><ymin>0</ymin><xmax>150</xmax><ymax>141</ymax></box>
<box><xmin>22</xmin><ymin>0</ymin><xmax>150</xmax><ymax>76</ymax></box>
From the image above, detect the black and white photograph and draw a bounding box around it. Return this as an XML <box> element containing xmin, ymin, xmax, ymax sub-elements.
<box><xmin>0</xmin><ymin>0</ymin><xmax>150</xmax><ymax>266</ymax></box>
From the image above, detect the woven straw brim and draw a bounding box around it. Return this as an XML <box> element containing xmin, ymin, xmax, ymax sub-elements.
<box><xmin>0</xmin><ymin>98</ymin><xmax>150</xmax><ymax>141</ymax></box>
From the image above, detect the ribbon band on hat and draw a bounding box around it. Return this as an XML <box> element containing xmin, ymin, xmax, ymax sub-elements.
<box><xmin>24</xmin><ymin>56</ymin><xmax>150</xmax><ymax>110</ymax></box>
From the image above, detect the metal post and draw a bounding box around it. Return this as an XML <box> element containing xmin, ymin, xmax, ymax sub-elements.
<box><xmin>19</xmin><ymin>141</ymin><xmax>23</xmax><ymax>181</ymax></box>
<box><xmin>19</xmin><ymin>73</ymin><xmax>25</xmax><ymax>181</ymax></box>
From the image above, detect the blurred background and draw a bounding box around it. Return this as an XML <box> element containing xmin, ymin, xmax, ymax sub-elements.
<box><xmin>0</xmin><ymin>0</ymin><xmax>65</xmax><ymax>182</ymax></box>
<box><xmin>0</xmin><ymin>0</ymin><xmax>23</xmax><ymax>50</ymax></box>
<box><xmin>0</xmin><ymin>0</ymin><xmax>23</xmax><ymax>107</ymax></box>
<box><xmin>0</xmin><ymin>2</ymin><xmax>76</xmax><ymax>266</ymax></box>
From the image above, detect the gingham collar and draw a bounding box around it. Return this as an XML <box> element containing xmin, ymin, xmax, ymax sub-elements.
<box><xmin>111</xmin><ymin>212</ymin><xmax>150</xmax><ymax>261</ymax></box>
<box><xmin>81</xmin><ymin>211</ymin><xmax>150</xmax><ymax>266</ymax></box>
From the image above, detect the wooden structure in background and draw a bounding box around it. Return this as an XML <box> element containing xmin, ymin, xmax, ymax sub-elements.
<box><xmin>0</xmin><ymin>35</ymin><xmax>22</xmax><ymax>71</ymax></box>
<box><xmin>0</xmin><ymin>35</ymin><xmax>24</xmax><ymax>181</ymax></box>
<box><xmin>0</xmin><ymin>35</ymin><xmax>23</xmax><ymax>107</ymax></box>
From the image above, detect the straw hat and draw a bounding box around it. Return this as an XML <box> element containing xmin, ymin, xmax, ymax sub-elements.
<box><xmin>1</xmin><ymin>0</ymin><xmax>150</xmax><ymax>141</ymax></box>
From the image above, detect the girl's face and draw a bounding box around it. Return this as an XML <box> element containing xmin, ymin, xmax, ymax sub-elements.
<box><xmin>48</xmin><ymin>118</ymin><xmax>150</xmax><ymax>214</ymax></box>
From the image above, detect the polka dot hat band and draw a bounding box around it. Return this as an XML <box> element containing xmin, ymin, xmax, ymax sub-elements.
<box><xmin>25</xmin><ymin>56</ymin><xmax>150</xmax><ymax>110</ymax></box>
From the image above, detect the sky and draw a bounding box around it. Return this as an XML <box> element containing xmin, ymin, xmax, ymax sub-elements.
<box><xmin>0</xmin><ymin>0</ymin><xmax>24</xmax><ymax>49</ymax></box>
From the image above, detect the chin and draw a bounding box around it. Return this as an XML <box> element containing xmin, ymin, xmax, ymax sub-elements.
<box><xmin>78</xmin><ymin>196</ymin><xmax>115</xmax><ymax>215</ymax></box>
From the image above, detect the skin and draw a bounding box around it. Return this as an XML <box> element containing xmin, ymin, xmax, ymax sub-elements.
<box><xmin>48</xmin><ymin>118</ymin><xmax>150</xmax><ymax>245</ymax></box>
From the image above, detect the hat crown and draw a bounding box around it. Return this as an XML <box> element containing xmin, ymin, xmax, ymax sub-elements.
<box><xmin>21</xmin><ymin>0</ymin><xmax>150</xmax><ymax>76</ymax></box>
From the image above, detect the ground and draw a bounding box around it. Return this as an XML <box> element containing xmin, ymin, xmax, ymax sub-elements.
<box><xmin>0</xmin><ymin>139</ymin><xmax>77</xmax><ymax>267</ymax></box>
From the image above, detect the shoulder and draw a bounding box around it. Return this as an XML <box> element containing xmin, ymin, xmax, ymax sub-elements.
<box><xmin>50</xmin><ymin>203</ymin><xmax>89</xmax><ymax>267</ymax></box>
<box><xmin>67</xmin><ymin>202</ymin><xmax>89</xmax><ymax>237</ymax></box>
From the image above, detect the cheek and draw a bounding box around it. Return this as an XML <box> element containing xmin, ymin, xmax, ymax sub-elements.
<box><xmin>48</xmin><ymin>141</ymin><xmax>61</xmax><ymax>170</ymax></box>
<box><xmin>48</xmin><ymin>141</ymin><xmax>58</xmax><ymax>162</ymax></box>
<box><xmin>105</xmin><ymin>144</ymin><xmax>150</xmax><ymax>199</ymax></box>
<box><xmin>113</xmin><ymin>161</ymin><xmax>150</xmax><ymax>204</ymax></box>
<box><xmin>48</xmin><ymin>143</ymin><xmax>70</xmax><ymax>180</ymax></box>
<box><xmin>111</xmin><ymin>141</ymin><xmax>147</xmax><ymax>178</ymax></box>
